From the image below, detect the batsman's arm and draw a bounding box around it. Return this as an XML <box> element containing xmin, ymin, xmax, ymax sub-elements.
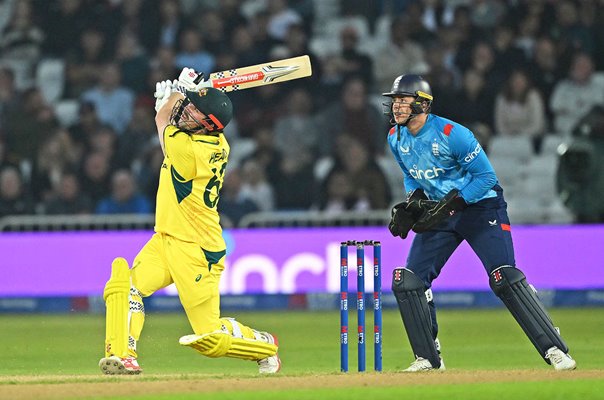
<box><xmin>155</xmin><ymin>91</ymin><xmax>184</xmax><ymax>155</ymax></box>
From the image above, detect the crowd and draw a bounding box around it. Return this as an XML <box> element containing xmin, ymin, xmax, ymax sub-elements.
<box><xmin>1</xmin><ymin>0</ymin><xmax>603</xmax><ymax>226</ymax></box>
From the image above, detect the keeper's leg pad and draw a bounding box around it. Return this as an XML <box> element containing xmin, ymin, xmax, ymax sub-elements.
<box><xmin>103</xmin><ymin>258</ymin><xmax>131</xmax><ymax>358</ymax></box>
<box><xmin>179</xmin><ymin>318</ymin><xmax>278</xmax><ymax>361</ymax></box>
<box><xmin>489</xmin><ymin>266</ymin><xmax>569</xmax><ymax>359</ymax></box>
<box><xmin>392</xmin><ymin>268</ymin><xmax>441</xmax><ymax>368</ymax></box>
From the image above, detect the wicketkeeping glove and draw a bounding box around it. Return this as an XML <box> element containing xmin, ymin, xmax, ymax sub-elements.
<box><xmin>154</xmin><ymin>80</ymin><xmax>173</xmax><ymax>112</ymax></box>
<box><xmin>388</xmin><ymin>190</ymin><xmax>437</xmax><ymax>239</ymax></box>
<box><xmin>388</xmin><ymin>203</ymin><xmax>416</xmax><ymax>239</ymax></box>
<box><xmin>412</xmin><ymin>189</ymin><xmax>467</xmax><ymax>233</ymax></box>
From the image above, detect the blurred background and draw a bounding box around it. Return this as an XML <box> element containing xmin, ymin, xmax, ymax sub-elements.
<box><xmin>0</xmin><ymin>0</ymin><xmax>603</xmax><ymax>310</ymax></box>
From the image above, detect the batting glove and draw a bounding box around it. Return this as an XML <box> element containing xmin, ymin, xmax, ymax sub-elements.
<box><xmin>178</xmin><ymin>67</ymin><xmax>205</xmax><ymax>91</ymax></box>
<box><xmin>154</xmin><ymin>80</ymin><xmax>173</xmax><ymax>112</ymax></box>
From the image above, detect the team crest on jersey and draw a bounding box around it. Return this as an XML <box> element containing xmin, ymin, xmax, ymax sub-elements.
<box><xmin>432</xmin><ymin>141</ymin><xmax>440</xmax><ymax>157</ymax></box>
<box><xmin>198</xmin><ymin>88</ymin><xmax>208</xmax><ymax>96</ymax></box>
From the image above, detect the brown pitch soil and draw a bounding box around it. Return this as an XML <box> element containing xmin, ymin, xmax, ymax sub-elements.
<box><xmin>1</xmin><ymin>370</ymin><xmax>602</xmax><ymax>400</ymax></box>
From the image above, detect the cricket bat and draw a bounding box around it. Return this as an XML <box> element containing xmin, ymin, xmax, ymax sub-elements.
<box><xmin>198</xmin><ymin>55</ymin><xmax>312</xmax><ymax>92</ymax></box>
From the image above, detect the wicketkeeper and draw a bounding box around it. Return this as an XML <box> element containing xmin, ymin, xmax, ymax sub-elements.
<box><xmin>99</xmin><ymin>68</ymin><xmax>280</xmax><ymax>375</ymax></box>
<box><xmin>384</xmin><ymin>74</ymin><xmax>576</xmax><ymax>372</ymax></box>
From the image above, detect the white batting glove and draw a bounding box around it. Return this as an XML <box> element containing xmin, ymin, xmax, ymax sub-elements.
<box><xmin>154</xmin><ymin>80</ymin><xmax>173</xmax><ymax>112</ymax></box>
<box><xmin>171</xmin><ymin>79</ymin><xmax>186</xmax><ymax>95</ymax></box>
<box><xmin>178</xmin><ymin>67</ymin><xmax>205</xmax><ymax>91</ymax></box>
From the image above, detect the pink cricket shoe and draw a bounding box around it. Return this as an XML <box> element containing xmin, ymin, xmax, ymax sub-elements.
<box><xmin>99</xmin><ymin>356</ymin><xmax>142</xmax><ymax>375</ymax></box>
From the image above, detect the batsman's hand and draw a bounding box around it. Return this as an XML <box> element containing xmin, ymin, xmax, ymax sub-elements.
<box><xmin>154</xmin><ymin>80</ymin><xmax>172</xmax><ymax>112</ymax></box>
<box><xmin>412</xmin><ymin>189</ymin><xmax>467</xmax><ymax>233</ymax></box>
<box><xmin>178</xmin><ymin>67</ymin><xmax>206</xmax><ymax>91</ymax></box>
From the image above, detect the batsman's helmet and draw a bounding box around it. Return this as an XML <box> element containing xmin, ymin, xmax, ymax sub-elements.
<box><xmin>171</xmin><ymin>87</ymin><xmax>233</xmax><ymax>133</ymax></box>
<box><xmin>382</xmin><ymin>74</ymin><xmax>433</xmax><ymax>119</ymax></box>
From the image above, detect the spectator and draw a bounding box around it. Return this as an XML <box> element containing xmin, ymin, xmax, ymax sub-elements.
<box><xmin>116</xmin><ymin>102</ymin><xmax>156</xmax><ymax>170</ymax></box>
<box><xmin>197</xmin><ymin>10</ymin><xmax>228</xmax><ymax>55</ymax></box>
<box><xmin>115</xmin><ymin>31</ymin><xmax>150</xmax><ymax>95</ymax></box>
<box><xmin>32</xmin><ymin>128</ymin><xmax>79</xmax><ymax>203</ymax></box>
<box><xmin>315</xmin><ymin>77</ymin><xmax>387</xmax><ymax>157</ymax></box>
<box><xmin>273</xmin><ymin>87</ymin><xmax>318</xmax><ymax>158</ymax></box>
<box><xmin>335</xmin><ymin>25</ymin><xmax>374</xmax><ymax>87</ymax></box>
<box><xmin>0</xmin><ymin>67</ymin><xmax>19</xmax><ymax>134</ymax></box>
<box><xmin>68</xmin><ymin>101</ymin><xmax>101</xmax><ymax>154</ymax></box>
<box><xmin>79</xmin><ymin>151</ymin><xmax>111</xmax><ymax>206</ymax></box>
<box><xmin>266</xmin><ymin>0</ymin><xmax>302</xmax><ymax>42</ymax></box>
<box><xmin>4</xmin><ymin>87</ymin><xmax>58</xmax><ymax>167</ymax></box>
<box><xmin>65</xmin><ymin>28</ymin><xmax>109</xmax><ymax>98</ymax></box>
<box><xmin>218</xmin><ymin>167</ymin><xmax>259</xmax><ymax>228</ymax></box>
<box><xmin>240</xmin><ymin>159</ymin><xmax>274</xmax><ymax>212</ymax></box>
<box><xmin>0</xmin><ymin>138</ymin><xmax>17</xmax><ymax>171</ymax></box>
<box><xmin>550</xmin><ymin>52</ymin><xmax>604</xmax><ymax>136</ymax></box>
<box><xmin>243</xmin><ymin>126</ymin><xmax>283</xmax><ymax>188</ymax></box>
<box><xmin>156</xmin><ymin>0</ymin><xmax>184</xmax><ymax>49</ymax></box>
<box><xmin>136</xmin><ymin>143</ymin><xmax>164</xmax><ymax>208</ymax></box>
<box><xmin>41</xmin><ymin>0</ymin><xmax>89</xmax><ymax>58</ymax></box>
<box><xmin>96</xmin><ymin>169</ymin><xmax>151</xmax><ymax>214</ymax></box>
<box><xmin>449</xmin><ymin>68</ymin><xmax>495</xmax><ymax>144</ymax></box>
<box><xmin>174</xmin><ymin>27</ymin><xmax>215</xmax><ymax>75</ymax></box>
<box><xmin>42</xmin><ymin>171</ymin><xmax>92</xmax><ymax>214</ymax></box>
<box><xmin>470</xmin><ymin>0</ymin><xmax>506</xmax><ymax>30</ymax></box>
<box><xmin>494</xmin><ymin>69</ymin><xmax>545</xmax><ymax>139</ymax></box>
<box><xmin>374</xmin><ymin>15</ymin><xmax>429</xmax><ymax>93</ymax></box>
<box><xmin>527</xmin><ymin>37</ymin><xmax>564</xmax><ymax>123</ymax></box>
<box><xmin>81</xmin><ymin>63</ymin><xmax>135</xmax><ymax>134</ymax></box>
<box><xmin>318</xmin><ymin>136</ymin><xmax>391</xmax><ymax>211</ymax></box>
<box><xmin>0</xmin><ymin>166</ymin><xmax>32</xmax><ymax>216</ymax></box>
<box><xmin>0</xmin><ymin>0</ymin><xmax>44</xmax><ymax>88</ymax></box>
<box><xmin>232</xmin><ymin>25</ymin><xmax>266</xmax><ymax>68</ymax></box>
<box><xmin>320</xmin><ymin>171</ymin><xmax>361</xmax><ymax>213</ymax></box>
<box><xmin>88</xmin><ymin>125</ymin><xmax>118</xmax><ymax>163</ymax></box>
<box><xmin>272</xmin><ymin>148</ymin><xmax>315</xmax><ymax>210</ymax></box>
<box><xmin>467</xmin><ymin>41</ymin><xmax>507</xmax><ymax>97</ymax></box>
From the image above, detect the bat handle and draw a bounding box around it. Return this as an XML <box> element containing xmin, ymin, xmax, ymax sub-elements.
<box><xmin>194</xmin><ymin>72</ymin><xmax>205</xmax><ymax>84</ymax></box>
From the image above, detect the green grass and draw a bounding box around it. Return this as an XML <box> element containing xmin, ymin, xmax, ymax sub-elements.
<box><xmin>123</xmin><ymin>380</ymin><xmax>604</xmax><ymax>400</ymax></box>
<box><xmin>0</xmin><ymin>308</ymin><xmax>602</xmax><ymax>399</ymax></box>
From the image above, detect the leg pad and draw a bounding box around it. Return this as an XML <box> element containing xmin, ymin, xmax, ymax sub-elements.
<box><xmin>392</xmin><ymin>268</ymin><xmax>441</xmax><ymax>368</ymax></box>
<box><xmin>489</xmin><ymin>266</ymin><xmax>569</xmax><ymax>359</ymax></box>
<box><xmin>104</xmin><ymin>258</ymin><xmax>131</xmax><ymax>358</ymax></box>
<box><xmin>180</xmin><ymin>332</ymin><xmax>278</xmax><ymax>361</ymax></box>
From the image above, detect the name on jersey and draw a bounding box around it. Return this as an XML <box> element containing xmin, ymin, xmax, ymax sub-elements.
<box><xmin>464</xmin><ymin>143</ymin><xmax>482</xmax><ymax>162</ymax></box>
<box><xmin>209</xmin><ymin>149</ymin><xmax>228</xmax><ymax>163</ymax></box>
<box><xmin>409</xmin><ymin>165</ymin><xmax>445</xmax><ymax>180</ymax></box>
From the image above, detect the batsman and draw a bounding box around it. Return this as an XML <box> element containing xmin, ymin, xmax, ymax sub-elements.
<box><xmin>384</xmin><ymin>74</ymin><xmax>577</xmax><ymax>372</ymax></box>
<box><xmin>99</xmin><ymin>68</ymin><xmax>280</xmax><ymax>375</ymax></box>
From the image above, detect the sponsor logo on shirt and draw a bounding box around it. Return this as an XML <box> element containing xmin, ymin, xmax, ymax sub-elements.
<box><xmin>464</xmin><ymin>143</ymin><xmax>482</xmax><ymax>162</ymax></box>
<box><xmin>400</xmin><ymin>146</ymin><xmax>410</xmax><ymax>154</ymax></box>
<box><xmin>409</xmin><ymin>165</ymin><xmax>445</xmax><ymax>180</ymax></box>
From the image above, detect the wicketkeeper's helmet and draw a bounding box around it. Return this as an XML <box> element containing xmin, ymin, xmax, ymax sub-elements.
<box><xmin>382</xmin><ymin>75</ymin><xmax>433</xmax><ymax>121</ymax></box>
<box><xmin>171</xmin><ymin>87</ymin><xmax>233</xmax><ymax>133</ymax></box>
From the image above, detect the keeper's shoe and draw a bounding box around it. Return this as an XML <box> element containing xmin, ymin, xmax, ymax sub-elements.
<box><xmin>99</xmin><ymin>355</ymin><xmax>142</xmax><ymax>375</ymax></box>
<box><xmin>545</xmin><ymin>346</ymin><xmax>577</xmax><ymax>371</ymax></box>
<box><xmin>403</xmin><ymin>357</ymin><xmax>446</xmax><ymax>372</ymax></box>
<box><xmin>256</xmin><ymin>331</ymin><xmax>281</xmax><ymax>374</ymax></box>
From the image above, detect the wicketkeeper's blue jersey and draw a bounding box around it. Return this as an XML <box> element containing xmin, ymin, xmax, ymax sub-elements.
<box><xmin>387</xmin><ymin>114</ymin><xmax>498</xmax><ymax>203</ymax></box>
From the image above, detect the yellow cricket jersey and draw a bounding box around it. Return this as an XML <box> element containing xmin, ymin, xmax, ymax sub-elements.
<box><xmin>154</xmin><ymin>125</ymin><xmax>229</xmax><ymax>251</ymax></box>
